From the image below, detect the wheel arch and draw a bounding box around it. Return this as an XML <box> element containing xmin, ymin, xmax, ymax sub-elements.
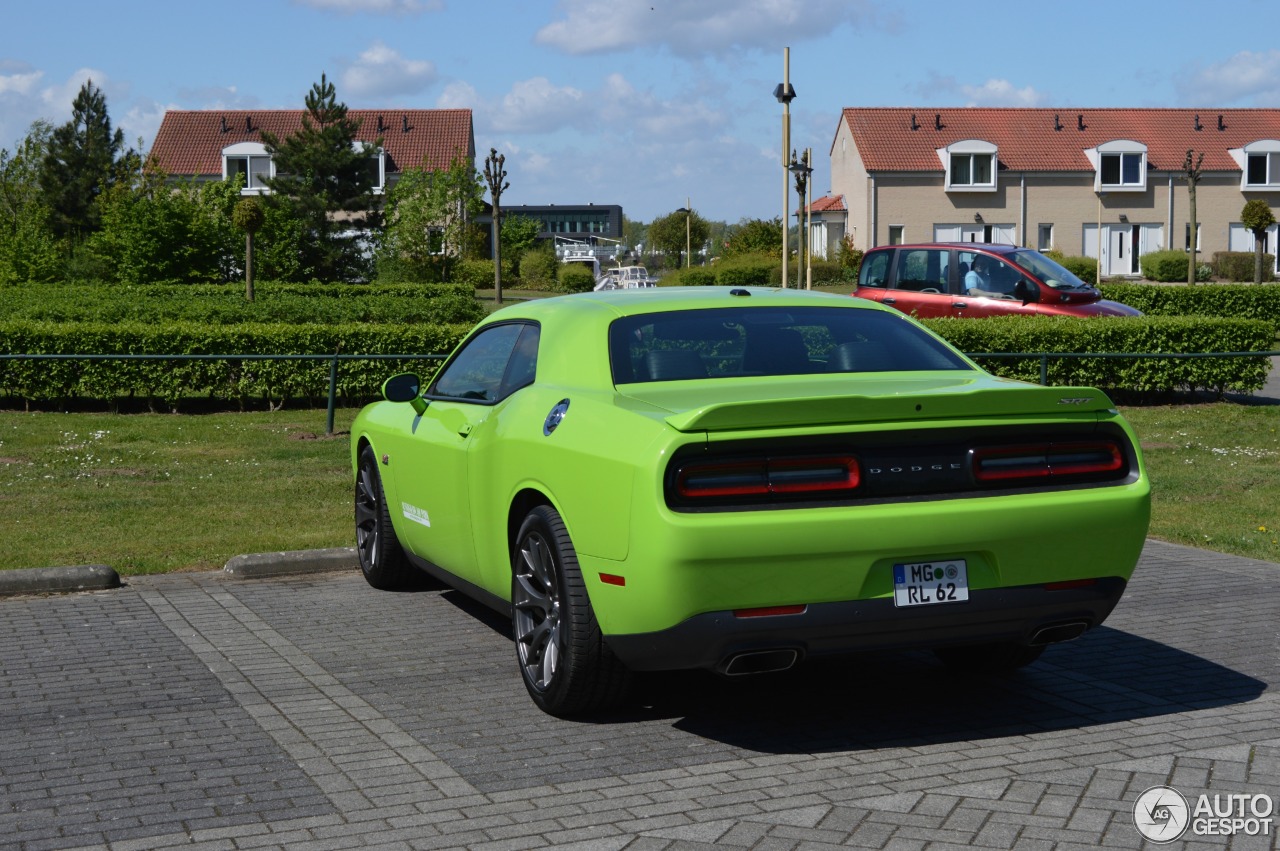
<box><xmin>508</xmin><ymin>487</ymin><xmax>556</xmax><ymax>562</ymax></box>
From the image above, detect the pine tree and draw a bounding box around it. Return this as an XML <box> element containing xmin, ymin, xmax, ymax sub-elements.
<box><xmin>38</xmin><ymin>80</ymin><xmax>126</xmax><ymax>241</ymax></box>
<box><xmin>260</xmin><ymin>73</ymin><xmax>381</xmax><ymax>282</ymax></box>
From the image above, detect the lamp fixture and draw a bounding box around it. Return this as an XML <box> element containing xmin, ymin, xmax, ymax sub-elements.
<box><xmin>973</xmin><ymin>212</ymin><xmax>983</xmax><ymax>223</ymax></box>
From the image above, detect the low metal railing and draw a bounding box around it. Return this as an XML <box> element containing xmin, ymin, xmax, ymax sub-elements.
<box><xmin>0</xmin><ymin>352</ymin><xmax>445</xmax><ymax>434</ymax></box>
<box><xmin>1</xmin><ymin>349</ymin><xmax>1276</xmax><ymax>433</ymax></box>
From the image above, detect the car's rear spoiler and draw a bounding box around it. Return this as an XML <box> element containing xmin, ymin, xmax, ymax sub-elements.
<box><xmin>662</xmin><ymin>386</ymin><xmax>1116</xmax><ymax>433</ymax></box>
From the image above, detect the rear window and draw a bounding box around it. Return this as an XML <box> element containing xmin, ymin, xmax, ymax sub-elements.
<box><xmin>609</xmin><ymin>306</ymin><xmax>969</xmax><ymax>383</ymax></box>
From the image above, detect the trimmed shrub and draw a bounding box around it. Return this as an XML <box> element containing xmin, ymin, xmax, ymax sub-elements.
<box><xmin>450</xmin><ymin>259</ymin><xmax>494</xmax><ymax>288</ymax></box>
<box><xmin>1099</xmin><ymin>282</ymin><xmax>1280</xmax><ymax>332</ymax></box>
<box><xmin>516</xmin><ymin>249</ymin><xmax>559</xmax><ymax>289</ymax></box>
<box><xmin>669</xmin><ymin>267</ymin><xmax>716</xmax><ymax>286</ymax></box>
<box><xmin>1213</xmin><ymin>251</ymin><xmax>1275</xmax><ymax>283</ymax></box>
<box><xmin>922</xmin><ymin>314</ymin><xmax>1272</xmax><ymax>397</ymax></box>
<box><xmin>1058</xmin><ymin>255</ymin><xmax>1097</xmax><ymax>285</ymax></box>
<box><xmin>556</xmin><ymin>263</ymin><xmax>596</xmax><ymax>293</ymax></box>
<box><xmin>714</xmin><ymin>255</ymin><xmax>775</xmax><ymax>286</ymax></box>
<box><xmin>0</xmin><ymin>321</ymin><xmax>472</xmax><ymax>408</ymax></box>
<box><xmin>1140</xmin><ymin>249</ymin><xmax>1193</xmax><ymax>282</ymax></box>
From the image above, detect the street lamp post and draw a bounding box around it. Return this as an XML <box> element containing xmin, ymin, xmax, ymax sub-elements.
<box><xmin>483</xmin><ymin>148</ymin><xmax>510</xmax><ymax>304</ymax></box>
<box><xmin>675</xmin><ymin>198</ymin><xmax>692</xmax><ymax>268</ymax></box>
<box><xmin>789</xmin><ymin>149</ymin><xmax>813</xmax><ymax>289</ymax></box>
<box><xmin>774</xmin><ymin>48</ymin><xmax>796</xmax><ymax>288</ymax></box>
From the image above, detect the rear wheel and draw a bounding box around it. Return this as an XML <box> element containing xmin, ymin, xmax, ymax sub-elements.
<box><xmin>355</xmin><ymin>444</ymin><xmax>413</xmax><ymax>590</ymax></box>
<box><xmin>934</xmin><ymin>642</ymin><xmax>1045</xmax><ymax>672</ymax></box>
<box><xmin>512</xmin><ymin>505</ymin><xmax>631</xmax><ymax>716</ymax></box>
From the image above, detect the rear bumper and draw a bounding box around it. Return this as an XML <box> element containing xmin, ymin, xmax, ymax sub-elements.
<box><xmin>604</xmin><ymin>578</ymin><xmax>1126</xmax><ymax>673</ymax></box>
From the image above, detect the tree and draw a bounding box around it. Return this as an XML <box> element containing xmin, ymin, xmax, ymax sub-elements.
<box><xmin>501</xmin><ymin>214</ymin><xmax>542</xmax><ymax>266</ymax></box>
<box><xmin>260</xmin><ymin>73</ymin><xmax>381</xmax><ymax>282</ymax></box>
<box><xmin>722</xmin><ymin>217</ymin><xmax>783</xmax><ymax>258</ymax></box>
<box><xmin>38</xmin><ymin>80</ymin><xmax>127</xmax><ymax>241</ymax></box>
<box><xmin>233</xmin><ymin>197</ymin><xmax>266</xmax><ymax>300</ymax></box>
<box><xmin>376</xmin><ymin>153</ymin><xmax>483</xmax><ymax>282</ymax></box>
<box><xmin>1241</xmin><ymin>199</ymin><xmax>1277</xmax><ymax>283</ymax></box>
<box><xmin>0</xmin><ymin>121</ymin><xmax>63</xmax><ymax>283</ymax></box>
<box><xmin>1183</xmin><ymin>149</ymin><xmax>1205</xmax><ymax>285</ymax></box>
<box><xmin>622</xmin><ymin>215</ymin><xmax>647</xmax><ymax>254</ymax></box>
<box><xmin>89</xmin><ymin>162</ymin><xmax>240</xmax><ymax>286</ymax></box>
<box><xmin>648</xmin><ymin>207</ymin><xmax>709</xmax><ymax>268</ymax></box>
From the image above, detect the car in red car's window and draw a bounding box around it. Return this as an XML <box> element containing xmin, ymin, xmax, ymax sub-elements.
<box><xmin>855</xmin><ymin>243</ymin><xmax>1141</xmax><ymax>318</ymax></box>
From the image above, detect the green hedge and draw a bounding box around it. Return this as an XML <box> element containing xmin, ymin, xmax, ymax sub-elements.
<box><xmin>0</xmin><ymin>282</ymin><xmax>483</xmax><ymax>325</ymax></box>
<box><xmin>1098</xmin><ymin>282</ymin><xmax>1280</xmax><ymax>332</ymax></box>
<box><xmin>921</xmin><ymin>315</ymin><xmax>1273</xmax><ymax>396</ymax></box>
<box><xmin>0</xmin><ymin>321</ymin><xmax>471</xmax><ymax>406</ymax></box>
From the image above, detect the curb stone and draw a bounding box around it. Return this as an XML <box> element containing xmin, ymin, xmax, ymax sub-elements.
<box><xmin>223</xmin><ymin>547</ymin><xmax>358</xmax><ymax>579</ymax></box>
<box><xmin>0</xmin><ymin>564</ymin><xmax>121</xmax><ymax>597</ymax></box>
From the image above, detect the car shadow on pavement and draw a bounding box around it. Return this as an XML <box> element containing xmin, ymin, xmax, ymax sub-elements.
<box><xmin>623</xmin><ymin>628</ymin><xmax>1266</xmax><ymax>753</ymax></box>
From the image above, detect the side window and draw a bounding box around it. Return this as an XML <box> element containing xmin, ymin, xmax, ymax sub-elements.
<box><xmin>961</xmin><ymin>252</ymin><xmax>1019</xmax><ymax>298</ymax></box>
<box><xmin>499</xmin><ymin>324</ymin><xmax>540</xmax><ymax>398</ymax></box>
<box><xmin>893</xmin><ymin>249</ymin><xmax>949</xmax><ymax>292</ymax></box>
<box><xmin>429</xmin><ymin>323</ymin><xmax>527</xmax><ymax>402</ymax></box>
<box><xmin>858</xmin><ymin>251</ymin><xmax>890</xmax><ymax>288</ymax></box>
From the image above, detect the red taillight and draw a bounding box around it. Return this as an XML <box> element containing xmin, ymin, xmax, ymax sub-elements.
<box><xmin>676</xmin><ymin>455</ymin><xmax>860</xmax><ymax>499</ymax></box>
<box><xmin>971</xmin><ymin>441</ymin><xmax>1124</xmax><ymax>483</ymax></box>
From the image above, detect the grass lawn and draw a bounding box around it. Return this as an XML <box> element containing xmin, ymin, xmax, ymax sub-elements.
<box><xmin>0</xmin><ymin>402</ymin><xmax>1276</xmax><ymax>574</ymax></box>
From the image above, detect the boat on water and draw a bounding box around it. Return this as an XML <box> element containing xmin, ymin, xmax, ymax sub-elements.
<box><xmin>594</xmin><ymin>265</ymin><xmax>659</xmax><ymax>291</ymax></box>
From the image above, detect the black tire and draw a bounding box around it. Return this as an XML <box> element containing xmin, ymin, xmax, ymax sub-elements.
<box><xmin>355</xmin><ymin>444</ymin><xmax>413</xmax><ymax>590</ymax></box>
<box><xmin>512</xmin><ymin>505</ymin><xmax>631</xmax><ymax>716</ymax></box>
<box><xmin>934</xmin><ymin>641</ymin><xmax>1045</xmax><ymax>672</ymax></box>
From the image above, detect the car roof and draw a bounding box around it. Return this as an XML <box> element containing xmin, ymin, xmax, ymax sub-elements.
<box><xmin>871</xmin><ymin>243</ymin><xmax>1023</xmax><ymax>256</ymax></box>
<box><xmin>484</xmin><ymin>286</ymin><xmax>881</xmax><ymax>324</ymax></box>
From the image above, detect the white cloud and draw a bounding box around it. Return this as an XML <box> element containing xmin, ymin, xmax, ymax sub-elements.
<box><xmin>436</xmin><ymin>80</ymin><xmax>479</xmax><ymax>110</ymax></box>
<box><xmin>341</xmin><ymin>42</ymin><xmax>437</xmax><ymax>98</ymax></box>
<box><xmin>493</xmin><ymin>77</ymin><xmax>587</xmax><ymax>133</ymax></box>
<box><xmin>293</xmin><ymin>0</ymin><xmax>442</xmax><ymax>14</ymax></box>
<box><xmin>535</xmin><ymin>0</ymin><xmax>895</xmax><ymax>57</ymax></box>
<box><xmin>0</xmin><ymin>67</ymin><xmax>43</xmax><ymax>97</ymax></box>
<box><xmin>913</xmin><ymin>73</ymin><xmax>1047</xmax><ymax>107</ymax></box>
<box><xmin>1178</xmin><ymin>50</ymin><xmax>1280</xmax><ymax>106</ymax></box>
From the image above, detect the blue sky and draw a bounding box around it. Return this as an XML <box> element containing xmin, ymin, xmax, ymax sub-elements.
<box><xmin>3</xmin><ymin>0</ymin><xmax>1279</xmax><ymax>224</ymax></box>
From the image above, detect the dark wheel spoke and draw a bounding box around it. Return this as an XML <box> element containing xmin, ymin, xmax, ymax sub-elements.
<box><xmin>353</xmin><ymin>445</ymin><xmax>411</xmax><ymax>590</ymax></box>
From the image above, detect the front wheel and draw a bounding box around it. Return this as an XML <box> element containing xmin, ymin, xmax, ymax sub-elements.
<box><xmin>512</xmin><ymin>505</ymin><xmax>630</xmax><ymax>716</ymax></box>
<box><xmin>354</xmin><ymin>444</ymin><xmax>413</xmax><ymax>590</ymax></box>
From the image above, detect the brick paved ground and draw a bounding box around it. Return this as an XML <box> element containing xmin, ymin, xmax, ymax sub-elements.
<box><xmin>1</xmin><ymin>539</ymin><xmax>1277</xmax><ymax>850</ymax></box>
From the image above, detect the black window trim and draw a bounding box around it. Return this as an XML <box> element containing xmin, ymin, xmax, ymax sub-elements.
<box><xmin>424</xmin><ymin>319</ymin><xmax>541</xmax><ymax>406</ymax></box>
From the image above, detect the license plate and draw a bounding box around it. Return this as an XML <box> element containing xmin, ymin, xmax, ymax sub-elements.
<box><xmin>893</xmin><ymin>559</ymin><xmax>969</xmax><ymax>608</ymax></box>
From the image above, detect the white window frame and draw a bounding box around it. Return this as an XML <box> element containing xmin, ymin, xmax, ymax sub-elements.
<box><xmin>887</xmin><ymin>224</ymin><xmax>905</xmax><ymax>245</ymax></box>
<box><xmin>1087</xmin><ymin>140</ymin><xmax>1148</xmax><ymax>193</ymax></box>
<box><xmin>222</xmin><ymin>142</ymin><xmax>274</xmax><ymax>194</ymax></box>
<box><xmin>1234</xmin><ymin>140</ymin><xmax>1280</xmax><ymax>190</ymax></box>
<box><xmin>938</xmin><ymin>140</ymin><xmax>998</xmax><ymax>192</ymax></box>
<box><xmin>357</xmin><ymin>143</ymin><xmax>386</xmax><ymax>195</ymax></box>
<box><xmin>1037</xmin><ymin>224</ymin><xmax>1054</xmax><ymax>251</ymax></box>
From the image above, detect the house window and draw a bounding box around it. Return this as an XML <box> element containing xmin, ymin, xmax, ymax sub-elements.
<box><xmin>888</xmin><ymin>225</ymin><xmax>904</xmax><ymax>245</ymax></box>
<box><xmin>1101</xmin><ymin>152</ymin><xmax>1143</xmax><ymax>187</ymax></box>
<box><xmin>1246</xmin><ymin>152</ymin><xmax>1280</xmax><ymax>187</ymax></box>
<box><xmin>950</xmin><ymin>153</ymin><xmax>993</xmax><ymax>187</ymax></box>
<box><xmin>1185</xmin><ymin>223</ymin><xmax>1202</xmax><ymax>252</ymax></box>
<box><xmin>940</xmin><ymin>140</ymin><xmax>998</xmax><ymax>192</ymax></box>
<box><xmin>1091</xmin><ymin>141</ymin><xmax>1147</xmax><ymax>192</ymax></box>
<box><xmin>1038</xmin><ymin>224</ymin><xmax>1054</xmax><ymax>251</ymax></box>
<box><xmin>226</xmin><ymin>155</ymin><xmax>272</xmax><ymax>190</ymax></box>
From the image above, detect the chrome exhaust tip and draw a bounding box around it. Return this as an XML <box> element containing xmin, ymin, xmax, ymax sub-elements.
<box><xmin>1029</xmin><ymin>620</ymin><xmax>1090</xmax><ymax>645</ymax></box>
<box><xmin>722</xmin><ymin>648</ymin><xmax>800</xmax><ymax>676</ymax></box>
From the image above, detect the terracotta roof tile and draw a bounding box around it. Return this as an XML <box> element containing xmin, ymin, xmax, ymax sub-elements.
<box><xmin>150</xmin><ymin>109</ymin><xmax>474</xmax><ymax>177</ymax></box>
<box><xmin>808</xmin><ymin>194</ymin><xmax>845</xmax><ymax>213</ymax></box>
<box><xmin>841</xmin><ymin>108</ymin><xmax>1280</xmax><ymax>173</ymax></box>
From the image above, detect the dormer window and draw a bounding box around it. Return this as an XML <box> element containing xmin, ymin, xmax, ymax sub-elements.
<box><xmin>940</xmin><ymin>140</ymin><xmax>997</xmax><ymax>192</ymax></box>
<box><xmin>222</xmin><ymin>142</ymin><xmax>273</xmax><ymax>193</ymax></box>
<box><xmin>1236</xmin><ymin>140</ymin><xmax>1280</xmax><ymax>189</ymax></box>
<box><xmin>364</xmin><ymin>145</ymin><xmax>386</xmax><ymax>194</ymax></box>
<box><xmin>1090</xmin><ymin>140</ymin><xmax>1147</xmax><ymax>192</ymax></box>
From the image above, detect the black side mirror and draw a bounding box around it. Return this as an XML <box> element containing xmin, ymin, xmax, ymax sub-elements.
<box><xmin>382</xmin><ymin>373</ymin><xmax>427</xmax><ymax>415</ymax></box>
<box><xmin>1014</xmin><ymin>279</ymin><xmax>1039</xmax><ymax>305</ymax></box>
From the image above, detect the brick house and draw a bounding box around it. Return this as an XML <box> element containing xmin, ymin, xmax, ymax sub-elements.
<box><xmin>828</xmin><ymin>107</ymin><xmax>1280</xmax><ymax>277</ymax></box>
<box><xmin>149</xmin><ymin>108</ymin><xmax>475</xmax><ymax>197</ymax></box>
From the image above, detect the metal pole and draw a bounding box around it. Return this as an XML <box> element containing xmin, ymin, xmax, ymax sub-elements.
<box><xmin>685</xmin><ymin>196</ymin><xmax>691</xmax><ymax>268</ymax></box>
<box><xmin>326</xmin><ymin>348</ymin><xmax>340</xmax><ymax>435</ymax></box>
<box><xmin>781</xmin><ymin>48</ymin><xmax>790</xmax><ymax>288</ymax></box>
<box><xmin>805</xmin><ymin>147</ymin><xmax>813</xmax><ymax>290</ymax></box>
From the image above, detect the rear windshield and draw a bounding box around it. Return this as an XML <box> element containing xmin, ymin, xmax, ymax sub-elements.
<box><xmin>609</xmin><ymin>306</ymin><xmax>969</xmax><ymax>383</ymax></box>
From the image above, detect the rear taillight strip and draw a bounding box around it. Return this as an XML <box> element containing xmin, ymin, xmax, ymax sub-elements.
<box><xmin>677</xmin><ymin>455</ymin><xmax>860</xmax><ymax>499</ymax></box>
<box><xmin>971</xmin><ymin>441</ymin><xmax>1124</xmax><ymax>483</ymax></box>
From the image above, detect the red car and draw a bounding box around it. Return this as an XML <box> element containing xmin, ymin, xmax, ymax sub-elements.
<box><xmin>855</xmin><ymin>243</ymin><xmax>1141</xmax><ymax>319</ymax></box>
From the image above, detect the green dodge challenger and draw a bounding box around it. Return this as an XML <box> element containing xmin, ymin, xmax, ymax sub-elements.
<box><xmin>351</xmin><ymin>287</ymin><xmax>1150</xmax><ymax>716</ymax></box>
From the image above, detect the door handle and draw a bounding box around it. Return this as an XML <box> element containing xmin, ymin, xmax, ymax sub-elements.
<box><xmin>882</xmin><ymin>297</ymin><xmax>896</xmax><ymax>305</ymax></box>
<box><xmin>951</xmin><ymin>302</ymin><xmax>969</xmax><ymax>309</ymax></box>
